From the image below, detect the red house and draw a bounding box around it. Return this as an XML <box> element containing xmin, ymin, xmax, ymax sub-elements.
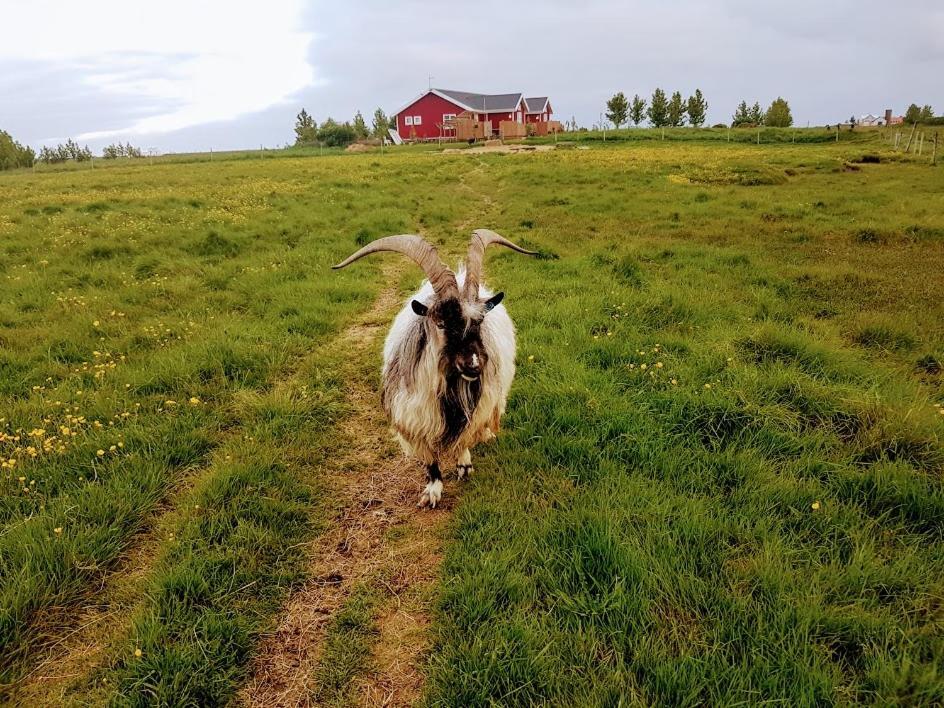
<box><xmin>393</xmin><ymin>88</ymin><xmax>554</xmax><ymax>141</ymax></box>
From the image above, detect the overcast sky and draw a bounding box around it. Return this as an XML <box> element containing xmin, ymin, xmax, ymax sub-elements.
<box><xmin>2</xmin><ymin>0</ymin><xmax>942</xmax><ymax>153</ymax></box>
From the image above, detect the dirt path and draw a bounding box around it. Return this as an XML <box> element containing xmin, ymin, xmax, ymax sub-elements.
<box><xmin>239</xmin><ymin>270</ymin><xmax>452</xmax><ymax>707</ymax></box>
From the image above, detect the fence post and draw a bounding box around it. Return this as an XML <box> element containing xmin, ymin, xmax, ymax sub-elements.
<box><xmin>757</xmin><ymin>128</ymin><xmax>760</xmax><ymax>145</ymax></box>
<box><xmin>904</xmin><ymin>122</ymin><xmax>918</xmax><ymax>152</ymax></box>
<box><xmin>836</xmin><ymin>124</ymin><xmax>839</xmax><ymax>142</ymax></box>
<box><xmin>932</xmin><ymin>132</ymin><xmax>938</xmax><ymax>165</ymax></box>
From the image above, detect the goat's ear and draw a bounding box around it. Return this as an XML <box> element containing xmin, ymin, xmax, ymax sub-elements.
<box><xmin>411</xmin><ymin>300</ymin><xmax>429</xmax><ymax>317</ymax></box>
<box><xmin>483</xmin><ymin>292</ymin><xmax>504</xmax><ymax>313</ymax></box>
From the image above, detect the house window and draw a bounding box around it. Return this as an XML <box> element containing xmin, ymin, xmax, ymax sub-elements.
<box><xmin>405</xmin><ymin>116</ymin><xmax>413</xmax><ymax>126</ymax></box>
<box><xmin>443</xmin><ymin>113</ymin><xmax>456</xmax><ymax>122</ymax></box>
<box><xmin>413</xmin><ymin>115</ymin><xmax>422</xmax><ymax>126</ymax></box>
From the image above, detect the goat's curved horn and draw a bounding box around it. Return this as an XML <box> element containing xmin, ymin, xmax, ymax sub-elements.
<box><xmin>463</xmin><ymin>229</ymin><xmax>538</xmax><ymax>300</ymax></box>
<box><xmin>333</xmin><ymin>235</ymin><xmax>458</xmax><ymax>298</ymax></box>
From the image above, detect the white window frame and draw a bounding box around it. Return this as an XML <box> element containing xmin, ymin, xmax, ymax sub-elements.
<box><xmin>413</xmin><ymin>115</ymin><xmax>422</xmax><ymax>126</ymax></box>
<box><xmin>443</xmin><ymin>113</ymin><xmax>456</xmax><ymax>122</ymax></box>
<box><xmin>404</xmin><ymin>116</ymin><xmax>413</xmax><ymax>126</ymax></box>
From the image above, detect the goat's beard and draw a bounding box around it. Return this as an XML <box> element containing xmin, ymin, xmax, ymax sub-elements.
<box><xmin>438</xmin><ymin>360</ymin><xmax>482</xmax><ymax>448</ymax></box>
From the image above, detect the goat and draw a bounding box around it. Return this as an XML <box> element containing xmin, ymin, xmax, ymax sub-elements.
<box><xmin>333</xmin><ymin>230</ymin><xmax>536</xmax><ymax>508</ymax></box>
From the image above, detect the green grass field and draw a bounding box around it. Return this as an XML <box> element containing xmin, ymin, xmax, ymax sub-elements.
<box><xmin>0</xmin><ymin>135</ymin><xmax>942</xmax><ymax>706</ymax></box>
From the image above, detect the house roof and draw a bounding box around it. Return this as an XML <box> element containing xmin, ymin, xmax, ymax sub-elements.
<box><xmin>393</xmin><ymin>88</ymin><xmax>526</xmax><ymax>116</ymax></box>
<box><xmin>436</xmin><ymin>89</ymin><xmax>524</xmax><ymax>112</ymax></box>
<box><xmin>524</xmin><ymin>97</ymin><xmax>549</xmax><ymax>113</ymax></box>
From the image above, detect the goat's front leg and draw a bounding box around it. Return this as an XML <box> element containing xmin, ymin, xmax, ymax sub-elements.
<box><xmin>456</xmin><ymin>448</ymin><xmax>473</xmax><ymax>481</ymax></box>
<box><xmin>418</xmin><ymin>461</ymin><xmax>444</xmax><ymax>509</ymax></box>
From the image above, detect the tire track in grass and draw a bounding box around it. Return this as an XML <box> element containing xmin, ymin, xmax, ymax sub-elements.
<box><xmin>239</xmin><ymin>269</ymin><xmax>452</xmax><ymax>707</ymax></box>
<box><xmin>240</xmin><ymin>156</ymin><xmax>502</xmax><ymax>708</ymax></box>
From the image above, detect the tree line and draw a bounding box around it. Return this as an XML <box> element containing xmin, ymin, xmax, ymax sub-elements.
<box><xmin>2</xmin><ymin>132</ymin><xmax>149</xmax><ymax>168</ymax></box>
<box><xmin>38</xmin><ymin>140</ymin><xmax>93</xmax><ymax>164</ymax></box>
<box><xmin>293</xmin><ymin>107</ymin><xmax>394</xmax><ymax>147</ymax></box>
<box><xmin>605</xmin><ymin>90</ymin><xmax>795</xmax><ymax>129</ymax></box>
<box><xmin>732</xmin><ymin>97</ymin><xmax>793</xmax><ymax>127</ymax></box>
<box><xmin>102</xmin><ymin>142</ymin><xmax>143</xmax><ymax>159</ymax></box>
<box><xmin>606</xmin><ymin>89</ymin><xmax>709</xmax><ymax>128</ymax></box>
<box><xmin>904</xmin><ymin>103</ymin><xmax>936</xmax><ymax>125</ymax></box>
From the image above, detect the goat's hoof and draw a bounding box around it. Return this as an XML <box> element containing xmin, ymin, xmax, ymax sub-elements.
<box><xmin>456</xmin><ymin>463</ymin><xmax>473</xmax><ymax>481</ymax></box>
<box><xmin>418</xmin><ymin>480</ymin><xmax>443</xmax><ymax>509</ymax></box>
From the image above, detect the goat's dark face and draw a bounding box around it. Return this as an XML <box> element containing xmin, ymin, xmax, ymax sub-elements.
<box><xmin>411</xmin><ymin>293</ymin><xmax>504</xmax><ymax>382</ymax></box>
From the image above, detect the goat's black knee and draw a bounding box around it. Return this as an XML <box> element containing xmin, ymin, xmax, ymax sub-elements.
<box><xmin>426</xmin><ymin>461</ymin><xmax>442</xmax><ymax>483</ymax></box>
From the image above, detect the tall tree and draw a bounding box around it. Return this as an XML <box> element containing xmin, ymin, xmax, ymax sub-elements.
<box><xmin>371</xmin><ymin>107</ymin><xmax>389</xmax><ymax>138</ymax></box>
<box><xmin>919</xmin><ymin>104</ymin><xmax>935</xmax><ymax>122</ymax></box>
<box><xmin>903</xmin><ymin>104</ymin><xmax>921</xmax><ymax>124</ymax></box>
<box><xmin>352</xmin><ymin>111</ymin><xmax>369</xmax><ymax>139</ymax></box>
<box><xmin>630</xmin><ymin>94</ymin><xmax>647</xmax><ymax>127</ymax></box>
<box><xmin>667</xmin><ymin>91</ymin><xmax>686</xmax><ymax>127</ymax></box>
<box><xmin>686</xmin><ymin>89</ymin><xmax>708</xmax><ymax>127</ymax></box>
<box><xmin>605</xmin><ymin>91</ymin><xmax>629</xmax><ymax>129</ymax></box>
<box><xmin>0</xmin><ymin>130</ymin><xmax>35</xmax><ymax>171</ymax></box>
<box><xmin>748</xmin><ymin>101</ymin><xmax>765</xmax><ymax>126</ymax></box>
<box><xmin>764</xmin><ymin>97</ymin><xmax>793</xmax><ymax>127</ymax></box>
<box><xmin>294</xmin><ymin>108</ymin><xmax>318</xmax><ymax>145</ymax></box>
<box><xmin>648</xmin><ymin>88</ymin><xmax>669</xmax><ymax>127</ymax></box>
<box><xmin>732</xmin><ymin>100</ymin><xmax>750</xmax><ymax>127</ymax></box>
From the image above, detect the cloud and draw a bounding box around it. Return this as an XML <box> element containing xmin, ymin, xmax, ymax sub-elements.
<box><xmin>1</xmin><ymin>0</ymin><xmax>315</xmax><ymax>142</ymax></box>
<box><xmin>2</xmin><ymin>0</ymin><xmax>941</xmax><ymax>151</ymax></box>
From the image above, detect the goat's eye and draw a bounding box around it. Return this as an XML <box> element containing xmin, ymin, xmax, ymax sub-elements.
<box><xmin>435</xmin><ymin>322</ymin><xmax>444</xmax><ymax>330</ymax></box>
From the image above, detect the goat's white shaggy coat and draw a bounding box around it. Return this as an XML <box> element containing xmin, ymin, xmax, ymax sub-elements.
<box><xmin>333</xmin><ymin>230</ymin><xmax>535</xmax><ymax>508</ymax></box>
<box><xmin>382</xmin><ymin>271</ymin><xmax>516</xmax><ymax>467</ymax></box>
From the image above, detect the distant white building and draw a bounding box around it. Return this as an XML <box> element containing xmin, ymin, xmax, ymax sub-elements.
<box><xmin>859</xmin><ymin>113</ymin><xmax>882</xmax><ymax>126</ymax></box>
